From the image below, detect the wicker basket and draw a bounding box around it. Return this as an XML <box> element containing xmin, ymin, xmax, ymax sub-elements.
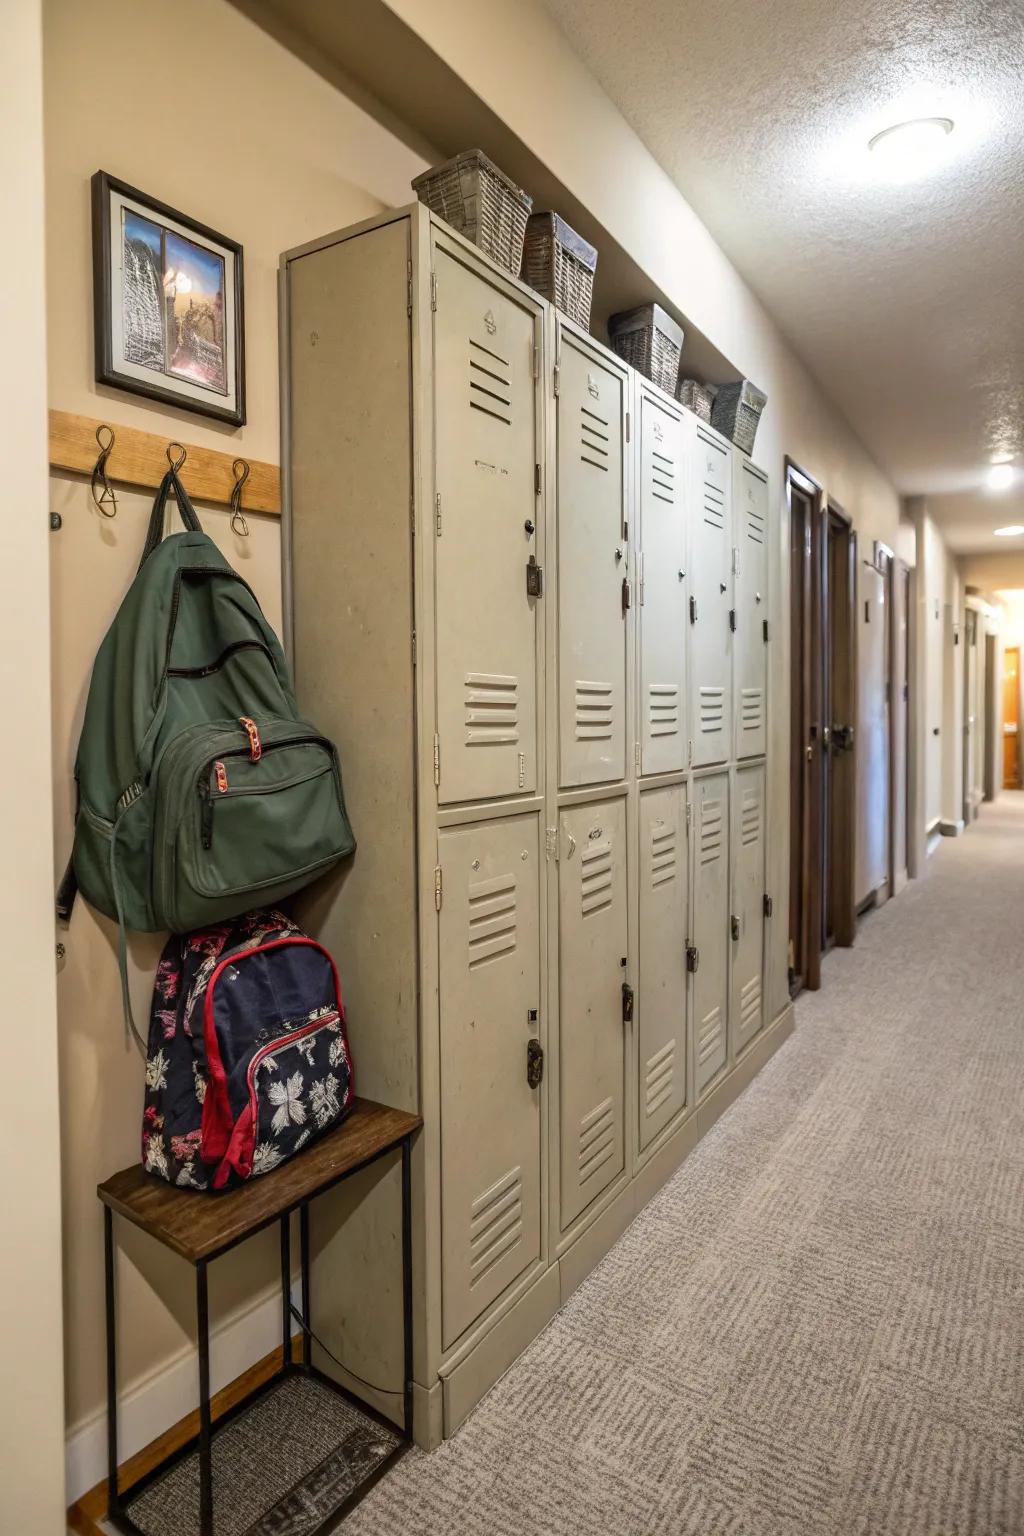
<box><xmin>711</xmin><ymin>380</ymin><xmax>768</xmax><ymax>454</ymax></box>
<box><xmin>521</xmin><ymin>212</ymin><xmax>598</xmax><ymax>328</ymax></box>
<box><xmin>677</xmin><ymin>378</ymin><xmax>717</xmax><ymax>423</ymax></box>
<box><xmin>608</xmin><ymin>304</ymin><xmax>683</xmax><ymax>395</ymax></box>
<box><xmin>412</xmin><ymin>149</ymin><xmax>532</xmax><ymax>276</ymax></box>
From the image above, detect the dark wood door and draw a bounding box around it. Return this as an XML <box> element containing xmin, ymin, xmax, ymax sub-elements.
<box><xmin>788</xmin><ymin>464</ymin><xmax>825</xmax><ymax>993</ymax></box>
<box><xmin>824</xmin><ymin>509</ymin><xmax>857</xmax><ymax>948</ymax></box>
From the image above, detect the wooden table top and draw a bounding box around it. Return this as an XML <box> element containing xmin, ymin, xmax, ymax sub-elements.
<box><xmin>98</xmin><ymin>1097</ymin><xmax>422</xmax><ymax>1264</ymax></box>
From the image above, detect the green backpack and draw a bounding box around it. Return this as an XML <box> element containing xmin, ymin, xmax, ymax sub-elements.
<box><xmin>60</xmin><ymin>468</ymin><xmax>354</xmax><ymax>1031</ymax></box>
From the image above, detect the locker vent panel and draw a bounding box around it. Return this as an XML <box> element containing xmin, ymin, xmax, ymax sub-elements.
<box><xmin>580</xmin><ymin>406</ymin><xmax>610</xmax><ymax>472</ymax></box>
<box><xmin>700</xmin><ymin>799</ymin><xmax>724</xmax><ymax>864</ymax></box>
<box><xmin>580</xmin><ymin>838</ymin><xmax>613</xmax><ymax>918</ymax></box>
<box><xmin>467</xmin><ymin>871</ymin><xmax>517</xmax><ymax>969</ymax></box>
<box><xmin>650</xmin><ymin>450</ymin><xmax>676</xmax><ymax>505</ymax></box>
<box><xmin>740</xmin><ymin>976</ymin><xmax>762</xmax><ymax>1034</ymax></box>
<box><xmin>703</xmin><ymin>487</ymin><xmax>725</xmax><ymax>530</ymax></box>
<box><xmin>698</xmin><ymin>1007</ymin><xmax>724</xmax><ymax>1066</ymax></box>
<box><xmin>649</xmin><ymin>819</ymin><xmax>678</xmax><ymax>886</ymax></box>
<box><xmin>741</xmin><ymin>791</ymin><xmax>762</xmax><ymax>847</ymax></box>
<box><xmin>574</xmin><ymin>680</ymin><xmax>614</xmax><ymax>740</ymax></box>
<box><xmin>648</xmin><ymin>683</ymin><xmax>680</xmax><ymax>738</ymax></box>
<box><xmin>468</xmin><ymin>339</ymin><xmax>512</xmax><ymax>425</ymax></box>
<box><xmin>745</xmin><ymin>495</ymin><xmax>766</xmax><ymax>544</ymax></box>
<box><xmin>464</xmin><ymin>673</ymin><xmax>519</xmax><ymax>745</ymax></box>
<box><xmin>578</xmin><ymin>1097</ymin><xmax>616</xmax><ymax>1184</ymax></box>
<box><xmin>699</xmin><ymin>687</ymin><xmax>725</xmax><ymax>734</ymax></box>
<box><xmin>741</xmin><ymin>688</ymin><xmax>764</xmax><ymax>734</ymax></box>
<box><xmin>644</xmin><ymin>1040</ymin><xmax>676</xmax><ymax>1119</ymax></box>
<box><xmin>469</xmin><ymin>1166</ymin><xmax>523</xmax><ymax>1285</ymax></box>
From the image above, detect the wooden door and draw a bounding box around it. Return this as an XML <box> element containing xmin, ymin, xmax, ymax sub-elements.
<box><xmin>788</xmin><ymin>464</ymin><xmax>825</xmax><ymax>993</ymax></box>
<box><xmin>1004</xmin><ymin>646</ymin><xmax>1020</xmax><ymax>788</ymax></box>
<box><xmin>823</xmin><ymin>507</ymin><xmax>857</xmax><ymax>948</ymax></box>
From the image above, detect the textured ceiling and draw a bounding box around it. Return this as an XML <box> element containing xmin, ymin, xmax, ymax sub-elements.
<box><xmin>540</xmin><ymin>0</ymin><xmax>1024</xmax><ymax>527</ymax></box>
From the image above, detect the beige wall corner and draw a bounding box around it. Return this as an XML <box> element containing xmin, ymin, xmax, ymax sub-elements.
<box><xmin>0</xmin><ymin>0</ymin><xmax>67</xmax><ymax>1529</ymax></box>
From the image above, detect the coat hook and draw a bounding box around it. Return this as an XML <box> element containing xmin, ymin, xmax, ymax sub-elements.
<box><xmin>90</xmin><ymin>424</ymin><xmax>118</xmax><ymax>518</ymax></box>
<box><xmin>230</xmin><ymin>458</ymin><xmax>250</xmax><ymax>537</ymax></box>
<box><xmin>167</xmin><ymin>441</ymin><xmax>187</xmax><ymax>473</ymax></box>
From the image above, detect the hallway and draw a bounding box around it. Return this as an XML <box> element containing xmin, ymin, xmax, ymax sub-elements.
<box><xmin>351</xmin><ymin>797</ymin><xmax>1024</xmax><ymax>1535</ymax></box>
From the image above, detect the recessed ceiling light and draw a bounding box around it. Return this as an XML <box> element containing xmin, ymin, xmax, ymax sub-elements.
<box><xmin>868</xmin><ymin>117</ymin><xmax>954</xmax><ymax>180</ymax></box>
<box><xmin>993</xmin><ymin>525</ymin><xmax>1024</xmax><ymax>537</ymax></box>
<box><xmin>987</xmin><ymin>464</ymin><xmax>1017</xmax><ymax>491</ymax></box>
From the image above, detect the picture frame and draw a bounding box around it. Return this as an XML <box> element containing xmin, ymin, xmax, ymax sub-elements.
<box><xmin>91</xmin><ymin>171</ymin><xmax>245</xmax><ymax>426</ymax></box>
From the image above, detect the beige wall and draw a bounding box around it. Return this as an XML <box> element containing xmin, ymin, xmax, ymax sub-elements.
<box><xmin>0</xmin><ymin>0</ymin><xmax>67</xmax><ymax>1529</ymax></box>
<box><xmin>43</xmin><ymin>0</ymin><xmax>423</xmax><ymax>1491</ymax></box>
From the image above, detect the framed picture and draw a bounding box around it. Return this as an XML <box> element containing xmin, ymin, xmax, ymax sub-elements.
<box><xmin>92</xmin><ymin>171</ymin><xmax>245</xmax><ymax>426</ymax></box>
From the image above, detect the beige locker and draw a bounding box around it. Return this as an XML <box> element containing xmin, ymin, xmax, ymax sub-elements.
<box><xmin>438</xmin><ymin>813</ymin><xmax>543</xmax><ymax>1346</ymax></box>
<box><xmin>638</xmin><ymin>784</ymin><xmax>688</xmax><ymax>1148</ymax></box>
<box><xmin>638</xmin><ymin>388</ymin><xmax>687</xmax><ymax>775</ymax></box>
<box><xmin>731</xmin><ymin>764</ymin><xmax>765</xmax><ymax>1053</ymax></box>
<box><xmin>557</xmin><ymin>797</ymin><xmax>627</xmax><ymax>1226</ymax></box>
<box><xmin>434</xmin><ymin>242</ymin><xmax>543</xmax><ymax>806</ymax></box>
<box><xmin>693</xmin><ymin>772</ymin><xmax>729</xmax><ymax>1095</ymax></box>
<box><xmin>688</xmin><ymin>424</ymin><xmax>733</xmax><ymax>768</ymax></box>
<box><xmin>555</xmin><ymin>325</ymin><xmax>628</xmax><ymax>789</ymax></box>
<box><xmin>733</xmin><ymin>456</ymin><xmax>769</xmax><ymax>760</ymax></box>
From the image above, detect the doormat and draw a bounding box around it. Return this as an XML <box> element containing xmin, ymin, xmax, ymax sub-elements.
<box><xmin>121</xmin><ymin>1373</ymin><xmax>401</xmax><ymax>1536</ymax></box>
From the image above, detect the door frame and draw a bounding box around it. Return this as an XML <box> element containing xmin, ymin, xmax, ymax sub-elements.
<box><xmin>786</xmin><ymin>457</ymin><xmax>825</xmax><ymax>994</ymax></box>
<box><xmin>893</xmin><ymin>558</ymin><xmax>912</xmax><ymax>892</ymax></box>
<box><xmin>825</xmin><ymin>501</ymin><xmax>857</xmax><ymax>947</ymax></box>
<box><xmin>873</xmin><ymin>540</ymin><xmax>896</xmax><ymax>901</ymax></box>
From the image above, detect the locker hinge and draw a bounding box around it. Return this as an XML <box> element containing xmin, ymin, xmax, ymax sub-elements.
<box><xmin>406</xmin><ymin>259</ymin><xmax>413</xmax><ymax>318</ymax></box>
<box><xmin>763</xmin><ymin>893</ymin><xmax>774</xmax><ymax>918</ymax></box>
<box><xmin>532</xmin><ymin>345</ymin><xmax>540</xmax><ymax>380</ymax></box>
<box><xmin>732</xmin><ymin>545</ymin><xmax>741</xmax><ymax>577</ymax></box>
<box><xmin>621</xmin><ymin>981</ymin><xmax>634</xmax><ymax>1025</ymax></box>
<box><xmin>621</xmin><ymin>575</ymin><xmax>631</xmax><ymax>612</ymax></box>
<box><xmin>685</xmin><ymin>801</ymin><xmax>692</xmax><ymax>829</ymax></box>
<box><xmin>688</xmin><ymin>738</ymin><xmax>694</xmax><ymax>767</ymax></box>
<box><xmin>435</xmin><ymin>492</ymin><xmax>442</xmax><ymax>536</ymax></box>
<box><xmin>729</xmin><ymin>608</ymin><xmax>736</xmax><ymax>632</ymax></box>
<box><xmin>553</xmin><ymin>362</ymin><xmax>560</xmax><ymax>396</ymax></box>
<box><xmin>545</xmin><ymin>826</ymin><xmax>559</xmax><ymax>861</ymax></box>
<box><xmin>625</xmin><ymin>410</ymin><xmax>631</xmax><ymax>444</ymax></box>
<box><xmin>638</xmin><ymin>551</ymin><xmax>645</xmax><ymax>606</ymax></box>
<box><xmin>689</xmin><ymin>595</ymin><xmax>698</xmax><ymax>624</ymax></box>
<box><xmin>430</xmin><ymin>271</ymin><xmax>438</xmax><ymax>311</ymax></box>
<box><xmin>517</xmin><ymin>751</ymin><xmax>526</xmax><ymax>789</ymax></box>
<box><xmin>686</xmin><ymin>945</ymin><xmax>700</xmax><ymax>973</ymax></box>
<box><xmin>534</xmin><ymin>462</ymin><xmax>542</xmax><ymax>495</ymax></box>
<box><xmin>432</xmin><ymin>732</ymin><xmax>440</xmax><ymax>786</ymax></box>
<box><xmin>623</xmin><ymin>518</ymin><xmax>629</xmax><ymax>542</ymax></box>
<box><xmin>635</xmin><ymin>741</ymin><xmax>641</xmax><ymax>773</ymax></box>
<box><xmin>433</xmin><ymin>865</ymin><xmax>442</xmax><ymax>911</ymax></box>
<box><xmin>411</xmin><ymin>629</ymin><xmax>417</xmax><ymax>666</ymax></box>
<box><xmin>527</xmin><ymin>1036</ymin><xmax>544</xmax><ymax>1088</ymax></box>
<box><xmin>763</xmin><ymin>619</ymin><xmax>769</xmax><ymax>643</ymax></box>
<box><xmin>410</xmin><ymin>494</ymin><xmax>415</xmax><ymax>535</ymax></box>
<box><xmin>526</xmin><ymin>554</ymin><xmax>544</xmax><ymax>597</ymax></box>
<box><xmin>731</xmin><ymin>914</ymin><xmax>740</xmax><ymax>941</ymax></box>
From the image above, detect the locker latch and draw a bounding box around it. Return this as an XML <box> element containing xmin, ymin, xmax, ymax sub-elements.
<box><xmin>621</xmin><ymin>981</ymin><xmax>634</xmax><ymax>1025</ymax></box>
<box><xmin>689</xmin><ymin>595</ymin><xmax>698</xmax><ymax>624</ymax></box>
<box><xmin>526</xmin><ymin>1036</ymin><xmax>544</xmax><ymax>1089</ymax></box>
<box><xmin>731</xmin><ymin>915</ymin><xmax>740</xmax><ymax>942</ymax></box>
<box><xmin>621</xmin><ymin>576</ymin><xmax>631</xmax><ymax>612</ymax></box>
<box><xmin>526</xmin><ymin>555</ymin><xmax>544</xmax><ymax>598</ymax></box>
<box><xmin>763</xmin><ymin>619</ymin><xmax>769</xmax><ymax>643</ymax></box>
<box><xmin>729</xmin><ymin>608</ymin><xmax>736</xmax><ymax>632</ymax></box>
<box><xmin>686</xmin><ymin>945</ymin><xmax>700</xmax><ymax>973</ymax></box>
<box><xmin>763</xmin><ymin>893</ymin><xmax>774</xmax><ymax>918</ymax></box>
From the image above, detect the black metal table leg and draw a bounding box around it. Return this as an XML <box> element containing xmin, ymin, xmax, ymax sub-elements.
<box><xmin>105</xmin><ymin>1205</ymin><xmax>121</xmax><ymax>1520</ymax></box>
<box><xmin>401</xmin><ymin>1135</ymin><xmax>413</xmax><ymax>1439</ymax></box>
<box><xmin>280</xmin><ymin>1213</ymin><xmax>291</xmax><ymax>1368</ymax></box>
<box><xmin>196</xmin><ymin>1260</ymin><xmax>213</xmax><ymax>1536</ymax></box>
<box><xmin>300</xmin><ymin>1203</ymin><xmax>311</xmax><ymax>1374</ymax></box>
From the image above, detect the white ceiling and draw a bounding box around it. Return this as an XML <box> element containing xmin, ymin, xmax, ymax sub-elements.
<box><xmin>540</xmin><ymin>0</ymin><xmax>1024</xmax><ymax>548</ymax></box>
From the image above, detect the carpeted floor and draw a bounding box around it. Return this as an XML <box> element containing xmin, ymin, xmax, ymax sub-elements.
<box><xmin>348</xmin><ymin>794</ymin><xmax>1024</xmax><ymax>1535</ymax></box>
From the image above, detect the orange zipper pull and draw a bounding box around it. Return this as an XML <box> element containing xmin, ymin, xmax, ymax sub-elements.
<box><xmin>239</xmin><ymin>716</ymin><xmax>262</xmax><ymax>762</ymax></box>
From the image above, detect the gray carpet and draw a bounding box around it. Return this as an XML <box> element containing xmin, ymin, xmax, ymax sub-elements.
<box><xmin>349</xmin><ymin>794</ymin><xmax>1024</xmax><ymax>1535</ymax></box>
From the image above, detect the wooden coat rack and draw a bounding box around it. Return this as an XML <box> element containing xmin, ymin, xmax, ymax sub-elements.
<box><xmin>48</xmin><ymin>410</ymin><xmax>281</xmax><ymax>516</ymax></box>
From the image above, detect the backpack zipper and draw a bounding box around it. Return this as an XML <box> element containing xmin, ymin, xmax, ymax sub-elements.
<box><xmin>198</xmin><ymin>735</ymin><xmax>334</xmax><ymax>850</ymax></box>
<box><xmin>245</xmin><ymin>1011</ymin><xmax>340</xmax><ymax>1139</ymax></box>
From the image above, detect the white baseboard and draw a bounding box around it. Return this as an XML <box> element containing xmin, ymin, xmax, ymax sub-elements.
<box><xmin>65</xmin><ymin>1277</ymin><xmax>300</xmax><ymax>1504</ymax></box>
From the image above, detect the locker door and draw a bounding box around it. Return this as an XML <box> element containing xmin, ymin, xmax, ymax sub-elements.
<box><xmin>734</xmin><ymin>458</ymin><xmax>769</xmax><ymax>760</ymax></box>
<box><xmin>689</xmin><ymin>428</ymin><xmax>732</xmax><ymax>767</ymax></box>
<box><xmin>693</xmin><ymin>772</ymin><xmax>729</xmax><ymax>1095</ymax></box>
<box><xmin>731</xmin><ymin>765</ymin><xmax>765</xmax><ymax>1053</ymax></box>
<box><xmin>433</xmin><ymin>245</ymin><xmax>540</xmax><ymax>805</ymax></box>
<box><xmin>638</xmin><ymin>394</ymin><xmax>687</xmax><ymax>775</ymax></box>
<box><xmin>638</xmin><ymin>784</ymin><xmax>688</xmax><ymax>1149</ymax></box>
<box><xmin>556</xmin><ymin>331</ymin><xmax>627</xmax><ymax>788</ymax></box>
<box><xmin>558</xmin><ymin>797</ymin><xmax>627</xmax><ymax>1228</ymax></box>
<box><xmin>438</xmin><ymin>814</ymin><xmax>542</xmax><ymax>1347</ymax></box>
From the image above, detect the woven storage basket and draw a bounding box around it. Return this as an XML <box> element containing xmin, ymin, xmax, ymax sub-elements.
<box><xmin>608</xmin><ymin>304</ymin><xmax>683</xmax><ymax>395</ymax></box>
<box><xmin>412</xmin><ymin>149</ymin><xmax>532</xmax><ymax>276</ymax></box>
<box><xmin>677</xmin><ymin>378</ymin><xmax>717</xmax><ymax>423</ymax></box>
<box><xmin>711</xmin><ymin>379</ymin><xmax>768</xmax><ymax>454</ymax></box>
<box><xmin>521</xmin><ymin>212</ymin><xmax>598</xmax><ymax>329</ymax></box>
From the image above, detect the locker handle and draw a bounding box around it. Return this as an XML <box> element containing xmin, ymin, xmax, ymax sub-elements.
<box><xmin>526</xmin><ymin>1037</ymin><xmax>544</xmax><ymax>1089</ymax></box>
<box><xmin>686</xmin><ymin>945</ymin><xmax>699</xmax><ymax>973</ymax></box>
<box><xmin>526</xmin><ymin>555</ymin><xmax>544</xmax><ymax>598</ymax></box>
<box><xmin>731</xmin><ymin>915</ymin><xmax>740</xmax><ymax>942</ymax></box>
<box><xmin>621</xmin><ymin>982</ymin><xmax>634</xmax><ymax>1025</ymax></box>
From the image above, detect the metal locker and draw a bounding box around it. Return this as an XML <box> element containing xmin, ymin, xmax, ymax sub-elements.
<box><xmin>733</xmin><ymin>457</ymin><xmax>769</xmax><ymax>760</ymax></box>
<box><xmin>557</xmin><ymin>797</ymin><xmax>628</xmax><ymax>1227</ymax></box>
<box><xmin>433</xmin><ymin>243</ymin><xmax>542</xmax><ymax>806</ymax></box>
<box><xmin>638</xmin><ymin>391</ymin><xmax>687</xmax><ymax>775</ymax></box>
<box><xmin>692</xmin><ymin>772</ymin><xmax>729</xmax><ymax>1095</ymax></box>
<box><xmin>688</xmin><ymin>426</ymin><xmax>733</xmax><ymax>767</ymax></box>
<box><xmin>638</xmin><ymin>784</ymin><xmax>688</xmax><ymax>1148</ymax></box>
<box><xmin>555</xmin><ymin>326</ymin><xmax>627</xmax><ymax>788</ymax></box>
<box><xmin>438</xmin><ymin>813</ymin><xmax>542</xmax><ymax>1347</ymax></box>
<box><xmin>730</xmin><ymin>764</ymin><xmax>765</xmax><ymax>1053</ymax></box>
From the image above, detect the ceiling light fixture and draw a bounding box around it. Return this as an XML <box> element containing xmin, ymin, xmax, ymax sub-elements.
<box><xmin>987</xmin><ymin>463</ymin><xmax>1016</xmax><ymax>492</ymax></box>
<box><xmin>993</xmin><ymin>525</ymin><xmax>1024</xmax><ymax>537</ymax></box>
<box><xmin>868</xmin><ymin>116</ymin><xmax>954</xmax><ymax>180</ymax></box>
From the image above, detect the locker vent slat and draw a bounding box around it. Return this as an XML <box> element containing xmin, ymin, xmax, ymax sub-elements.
<box><xmin>467</xmin><ymin>872</ymin><xmax>517</xmax><ymax>969</ymax></box>
<box><xmin>575</xmin><ymin>680</ymin><xmax>614</xmax><ymax>740</ymax></box>
<box><xmin>469</xmin><ymin>1166</ymin><xmax>523</xmax><ymax>1284</ymax></box>
<box><xmin>578</xmin><ymin>1097</ymin><xmax>616</xmax><ymax>1183</ymax></box>
<box><xmin>649</xmin><ymin>448</ymin><xmax>676</xmax><ymax>505</ymax></box>
<box><xmin>699</xmin><ymin>687</ymin><xmax>725</xmax><ymax>734</ymax></box>
<box><xmin>700</xmin><ymin>799</ymin><xmax>723</xmax><ymax>863</ymax></box>
<box><xmin>741</xmin><ymin>791</ymin><xmax>761</xmax><ymax>847</ymax></box>
<box><xmin>465</xmin><ymin>672</ymin><xmax>519</xmax><ymax>745</ymax></box>
<box><xmin>741</xmin><ymin>687</ymin><xmax>764</xmax><ymax>732</ymax></box>
<box><xmin>649</xmin><ymin>819</ymin><xmax>677</xmax><ymax>886</ymax></box>
<box><xmin>581</xmin><ymin>839</ymin><xmax>613</xmax><ymax>918</ymax></box>
<box><xmin>648</xmin><ymin>683</ymin><xmax>680</xmax><ymax>737</ymax></box>
<box><xmin>745</xmin><ymin>490</ymin><xmax>766</xmax><ymax>544</ymax></box>
<box><xmin>469</xmin><ymin>341</ymin><xmax>512</xmax><ymax>425</ymax></box>
<box><xmin>740</xmin><ymin>975</ymin><xmax>762</xmax><ymax>1032</ymax></box>
<box><xmin>644</xmin><ymin>1039</ymin><xmax>676</xmax><ymax>1118</ymax></box>
<box><xmin>580</xmin><ymin>407</ymin><xmax>610</xmax><ymax>472</ymax></box>
<box><xmin>698</xmin><ymin>1006</ymin><xmax>724</xmax><ymax>1063</ymax></box>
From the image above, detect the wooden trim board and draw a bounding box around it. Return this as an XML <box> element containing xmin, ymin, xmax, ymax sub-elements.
<box><xmin>49</xmin><ymin>409</ymin><xmax>281</xmax><ymax>515</ymax></box>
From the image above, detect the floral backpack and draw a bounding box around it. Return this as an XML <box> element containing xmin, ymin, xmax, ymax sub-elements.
<box><xmin>142</xmin><ymin>910</ymin><xmax>354</xmax><ymax>1190</ymax></box>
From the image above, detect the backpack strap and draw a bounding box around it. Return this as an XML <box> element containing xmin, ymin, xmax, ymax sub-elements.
<box><xmin>138</xmin><ymin>468</ymin><xmax>203</xmax><ymax>572</ymax></box>
<box><xmin>55</xmin><ymin>853</ymin><xmax>78</xmax><ymax>923</ymax></box>
<box><xmin>108</xmin><ymin>817</ymin><xmax>148</xmax><ymax>1056</ymax></box>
